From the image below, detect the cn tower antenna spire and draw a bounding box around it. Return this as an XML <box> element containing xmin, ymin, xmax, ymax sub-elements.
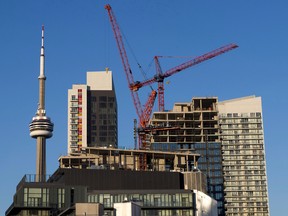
<box><xmin>29</xmin><ymin>25</ymin><xmax>54</xmax><ymax>182</ymax></box>
<box><xmin>38</xmin><ymin>25</ymin><xmax>46</xmax><ymax>112</ymax></box>
<box><xmin>39</xmin><ymin>25</ymin><xmax>45</xmax><ymax>79</ymax></box>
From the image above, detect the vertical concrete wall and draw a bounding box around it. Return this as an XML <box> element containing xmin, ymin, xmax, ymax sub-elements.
<box><xmin>75</xmin><ymin>203</ymin><xmax>104</xmax><ymax>215</ymax></box>
<box><xmin>194</xmin><ymin>190</ymin><xmax>218</xmax><ymax>216</ymax></box>
<box><xmin>87</xmin><ymin>71</ymin><xmax>113</xmax><ymax>91</ymax></box>
<box><xmin>114</xmin><ymin>202</ymin><xmax>141</xmax><ymax>216</ymax></box>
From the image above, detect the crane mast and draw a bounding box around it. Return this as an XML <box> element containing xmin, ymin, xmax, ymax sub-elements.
<box><xmin>154</xmin><ymin>57</ymin><xmax>165</xmax><ymax>112</ymax></box>
<box><xmin>105</xmin><ymin>4</ymin><xmax>143</xmax><ymax>120</ymax></box>
<box><xmin>105</xmin><ymin>4</ymin><xmax>157</xmax><ymax>152</ymax></box>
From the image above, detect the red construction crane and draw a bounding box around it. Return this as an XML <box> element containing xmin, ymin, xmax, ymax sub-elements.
<box><xmin>105</xmin><ymin>4</ymin><xmax>239</xmax><ymax>158</ymax></box>
<box><xmin>133</xmin><ymin>43</ymin><xmax>238</xmax><ymax>111</ymax></box>
<box><xmin>105</xmin><ymin>4</ymin><xmax>156</xmax><ymax>150</ymax></box>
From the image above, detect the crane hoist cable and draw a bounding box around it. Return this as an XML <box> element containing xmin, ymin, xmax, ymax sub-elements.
<box><xmin>121</xmin><ymin>28</ymin><xmax>154</xmax><ymax>91</ymax></box>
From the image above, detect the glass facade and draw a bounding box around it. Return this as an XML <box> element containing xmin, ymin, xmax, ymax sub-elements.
<box><xmin>88</xmin><ymin>192</ymin><xmax>192</xmax><ymax>208</ymax></box>
<box><xmin>16</xmin><ymin>210</ymin><xmax>49</xmax><ymax>216</ymax></box>
<box><xmin>195</xmin><ymin>142</ymin><xmax>224</xmax><ymax>214</ymax></box>
<box><xmin>22</xmin><ymin>187</ymin><xmax>65</xmax><ymax>210</ymax></box>
<box><xmin>142</xmin><ymin>209</ymin><xmax>192</xmax><ymax>216</ymax></box>
<box><xmin>24</xmin><ymin>188</ymin><xmax>49</xmax><ymax>207</ymax></box>
<box><xmin>88</xmin><ymin>192</ymin><xmax>193</xmax><ymax>216</ymax></box>
<box><xmin>87</xmin><ymin>91</ymin><xmax>117</xmax><ymax>148</ymax></box>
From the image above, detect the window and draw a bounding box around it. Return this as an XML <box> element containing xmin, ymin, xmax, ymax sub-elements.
<box><xmin>241</xmin><ymin>113</ymin><xmax>248</xmax><ymax>117</ymax></box>
<box><xmin>21</xmin><ymin>210</ymin><xmax>49</xmax><ymax>216</ymax></box>
<box><xmin>99</xmin><ymin>96</ymin><xmax>107</xmax><ymax>102</ymax></box>
<box><xmin>103</xmin><ymin>194</ymin><xmax>111</xmax><ymax>207</ymax></box>
<box><xmin>100</xmin><ymin>137</ymin><xmax>107</xmax><ymax>142</ymax></box>
<box><xmin>215</xmin><ymin>185</ymin><xmax>223</xmax><ymax>191</ymax></box>
<box><xmin>88</xmin><ymin>194</ymin><xmax>98</xmax><ymax>203</ymax></box>
<box><xmin>154</xmin><ymin>196</ymin><xmax>161</xmax><ymax>206</ymax></box>
<box><xmin>58</xmin><ymin>188</ymin><xmax>65</xmax><ymax>208</ymax></box>
<box><xmin>24</xmin><ymin>188</ymin><xmax>49</xmax><ymax>207</ymax></box>
<box><xmin>100</xmin><ymin>126</ymin><xmax>107</xmax><ymax>130</ymax></box>
<box><xmin>99</xmin><ymin>103</ymin><xmax>107</xmax><ymax>108</ymax></box>
<box><xmin>233</xmin><ymin>113</ymin><xmax>238</xmax><ymax>117</ymax></box>
<box><xmin>100</xmin><ymin>131</ymin><xmax>107</xmax><ymax>136</ymax></box>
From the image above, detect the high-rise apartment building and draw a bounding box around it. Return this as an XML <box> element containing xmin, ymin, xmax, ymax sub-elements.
<box><xmin>68</xmin><ymin>71</ymin><xmax>117</xmax><ymax>153</ymax></box>
<box><xmin>218</xmin><ymin>96</ymin><xmax>269</xmax><ymax>216</ymax></box>
<box><xmin>150</xmin><ymin>96</ymin><xmax>269</xmax><ymax>216</ymax></box>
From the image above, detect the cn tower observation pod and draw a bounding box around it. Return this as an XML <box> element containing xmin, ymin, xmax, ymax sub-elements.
<box><xmin>29</xmin><ymin>115</ymin><xmax>53</xmax><ymax>138</ymax></box>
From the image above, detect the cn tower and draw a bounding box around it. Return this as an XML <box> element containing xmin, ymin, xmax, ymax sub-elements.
<box><xmin>29</xmin><ymin>26</ymin><xmax>54</xmax><ymax>182</ymax></box>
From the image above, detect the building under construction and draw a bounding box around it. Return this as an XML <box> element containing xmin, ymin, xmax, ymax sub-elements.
<box><xmin>59</xmin><ymin>147</ymin><xmax>200</xmax><ymax>173</ymax></box>
<box><xmin>150</xmin><ymin>97</ymin><xmax>225</xmax><ymax>215</ymax></box>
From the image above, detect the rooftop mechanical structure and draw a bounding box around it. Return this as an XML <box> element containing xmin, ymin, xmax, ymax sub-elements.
<box><xmin>29</xmin><ymin>26</ymin><xmax>53</xmax><ymax>182</ymax></box>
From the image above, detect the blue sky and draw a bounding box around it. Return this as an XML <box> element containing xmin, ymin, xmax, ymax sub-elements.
<box><xmin>0</xmin><ymin>0</ymin><xmax>287</xmax><ymax>215</ymax></box>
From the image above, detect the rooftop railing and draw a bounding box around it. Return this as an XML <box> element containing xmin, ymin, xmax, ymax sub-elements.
<box><xmin>16</xmin><ymin>174</ymin><xmax>52</xmax><ymax>190</ymax></box>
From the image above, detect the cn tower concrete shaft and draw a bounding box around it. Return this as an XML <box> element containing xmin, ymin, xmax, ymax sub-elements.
<box><xmin>29</xmin><ymin>26</ymin><xmax>53</xmax><ymax>182</ymax></box>
<box><xmin>39</xmin><ymin>77</ymin><xmax>45</xmax><ymax>111</ymax></box>
<box><xmin>36</xmin><ymin>137</ymin><xmax>46</xmax><ymax>180</ymax></box>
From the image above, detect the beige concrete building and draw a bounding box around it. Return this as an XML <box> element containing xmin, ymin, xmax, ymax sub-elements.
<box><xmin>218</xmin><ymin>96</ymin><xmax>269</xmax><ymax>215</ymax></box>
<box><xmin>67</xmin><ymin>71</ymin><xmax>117</xmax><ymax>153</ymax></box>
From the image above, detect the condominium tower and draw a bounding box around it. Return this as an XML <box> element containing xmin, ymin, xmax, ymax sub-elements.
<box><xmin>150</xmin><ymin>96</ymin><xmax>269</xmax><ymax>216</ymax></box>
<box><xmin>218</xmin><ymin>96</ymin><xmax>269</xmax><ymax>216</ymax></box>
<box><xmin>68</xmin><ymin>71</ymin><xmax>117</xmax><ymax>153</ymax></box>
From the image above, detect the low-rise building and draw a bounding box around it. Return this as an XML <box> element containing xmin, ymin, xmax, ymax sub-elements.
<box><xmin>6</xmin><ymin>148</ymin><xmax>217</xmax><ymax>216</ymax></box>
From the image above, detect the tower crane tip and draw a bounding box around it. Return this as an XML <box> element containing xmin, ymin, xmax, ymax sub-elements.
<box><xmin>105</xmin><ymin>4</ymin><xmax>111</xmax><ymax>10</ymax></box>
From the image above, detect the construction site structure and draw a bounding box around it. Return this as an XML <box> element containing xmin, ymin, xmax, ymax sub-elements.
<box><xmin>60</xmin><ymin>147</ymin><xmax>200</xmax><ymax>174</ymax></box>
<box><xmin>149</xmin><ymin>97</ymin><xmax>224</xmax><ymax>214</ymax></box>
<box><xmin>105</xmin><ymin>4</ymin><xmax>238</xmax><ymax>173</ymax></box>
